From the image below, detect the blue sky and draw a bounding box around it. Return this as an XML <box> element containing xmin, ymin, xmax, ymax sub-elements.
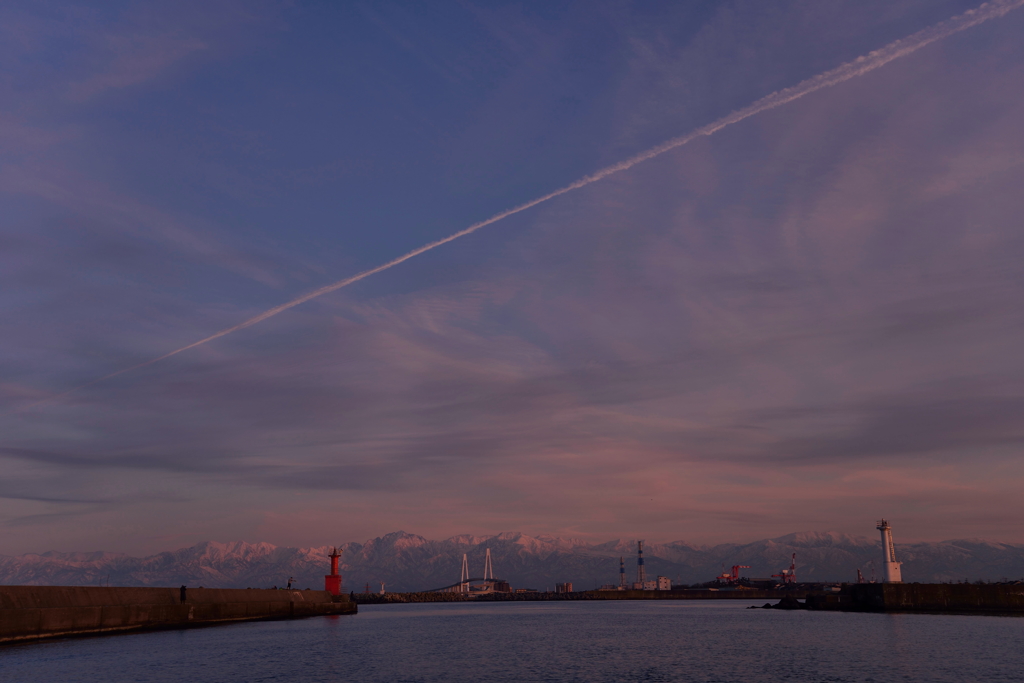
<box><xmin>3</xmin><ymin>0</ymin><xmax>1024</xmax><ymax>554</ymax></box>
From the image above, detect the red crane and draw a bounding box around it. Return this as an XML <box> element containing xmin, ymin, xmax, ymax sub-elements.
<box><xmin>716</xmin><ymin>565</ymin><xmax>751</xmax><ymax>583</ymax></box>
<box><xmin>772</xmin><ymin>553</ymin><xmax>796</xmax><ymax>584</ymax></box>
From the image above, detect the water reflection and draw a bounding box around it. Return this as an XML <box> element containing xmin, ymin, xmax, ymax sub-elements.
<box><xmin>2</xmin><ymin>601</ymin><xmax>1022</xmax><ymax>683</ymax></box>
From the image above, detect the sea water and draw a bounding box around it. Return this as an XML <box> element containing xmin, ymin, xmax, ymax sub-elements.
<box><xmin>2</xmin><ymin>600</ymin><xmax>1022</xmax><ymax>682</ymax></box>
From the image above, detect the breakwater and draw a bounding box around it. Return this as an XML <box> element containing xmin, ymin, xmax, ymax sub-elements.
<box><xmin>805</xmin><ymin>583</ymin><xmax>1024</xmax><ymax>615</ymax></box>
<box><xmin>0</xmin><ymin>586</ymin><xmax>356</xmax><ymax>644</ymax></box>
<box><xmin>577</xmin><ymin>589</ymin><xmax>804</xmax><ymax>601</ymax></box>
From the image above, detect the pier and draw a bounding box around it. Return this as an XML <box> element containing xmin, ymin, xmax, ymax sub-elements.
<box><xmin>0</xmin><ymin>586</ymin><xmax>356</xmax><ymax>645</ymax></box>
<box><xmin>804</xmin><ymin>582</ymin><xmax>1024</xmax><ymax>615</ymax></box>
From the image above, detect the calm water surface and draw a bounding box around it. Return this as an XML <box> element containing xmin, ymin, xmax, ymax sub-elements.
<box><xmin>2</xmin><ymin>600</ymin><xmax>1023</xmax><ymax>682</ymax></box>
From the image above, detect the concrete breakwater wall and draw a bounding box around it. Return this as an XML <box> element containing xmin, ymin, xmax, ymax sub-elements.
<box><xmin>577</xmin><ymin>589</ymin><xmax>803</xmax><ymax>601</ymax></box>
<box><xmin>807</xmin><ymin>583</ymin><xmax>1024</xmax><ymax>614</ymax></box>
<box><xmin>1</xmin><ymin>586</ymin><xmax>356</xmax><ymax>644</ymax></box>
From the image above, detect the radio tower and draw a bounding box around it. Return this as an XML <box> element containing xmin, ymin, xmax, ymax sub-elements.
<box><xmin>619</xmin><ymin>557</ymin><xmax>627</xmax><ymax>589</ymax></box>
<box><xmin>876</xmin><ymin>519</ymin><xmax>903</xmax><ymax>583</ymax></box>
<box><xmin>636</xmin><ymin>541</ymin><xmax>646</xmax><ymax>585</ymax></box>
<box><xmin>460</xmin><ymin>553</ymin><xmax>470</xmax><ymax>593</ymax></box>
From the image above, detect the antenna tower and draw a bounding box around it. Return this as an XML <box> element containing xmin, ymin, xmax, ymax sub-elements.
<box><xmin>636</xmin><ymin>540</ymin><xmax>646</xmax><ymax>585</ymax></box>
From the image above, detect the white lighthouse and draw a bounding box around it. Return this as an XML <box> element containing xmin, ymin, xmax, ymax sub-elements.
<box><xmin>876</xmin><ymin>519</ymin><xmax>903</xmax><ymax>583</ymax></box>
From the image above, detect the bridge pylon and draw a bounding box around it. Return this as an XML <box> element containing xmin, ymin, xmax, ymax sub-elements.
<box><xmin>484</xmin><ymin>548</ymin><xmax>494</xmax><ymax>581</ymax></box>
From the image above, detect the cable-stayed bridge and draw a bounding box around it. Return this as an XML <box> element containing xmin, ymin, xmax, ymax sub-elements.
<box><xmin>429</xmin><ymin>549</ymin><xmax>511</xmax><ymax>595</ymax></box>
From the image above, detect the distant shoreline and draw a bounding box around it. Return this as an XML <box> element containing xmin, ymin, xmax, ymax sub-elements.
<box><xmin>351</xmin><ymin>588</ymin><xmax>812</xmax><ymax>604</ymax></box>
<box><xmin>352</xmin><ymin>583</ymin><xmax>1024</xmax><ymax>616</ymax></box>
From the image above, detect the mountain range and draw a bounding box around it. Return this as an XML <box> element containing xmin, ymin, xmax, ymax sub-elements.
<box><xmin>3</xmin><ymin>531</ymin><xmax>1023</xmax><ymax>592</ymax></box>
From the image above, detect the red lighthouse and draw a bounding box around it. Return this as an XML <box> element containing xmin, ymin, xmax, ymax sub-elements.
<box><xmin>325</xmin><ymin>547</ymin><xmax>342</xmax><ymax>596</ymax></box>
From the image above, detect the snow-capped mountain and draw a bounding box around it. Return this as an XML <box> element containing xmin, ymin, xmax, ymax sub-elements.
<box><xmin>2</xmin><ymin>531</ymin><xmax>1022</xmax><ymax>591</ymax></box>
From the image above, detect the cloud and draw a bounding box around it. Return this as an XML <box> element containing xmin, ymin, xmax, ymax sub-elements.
<box><xmin>4</xmin><ymin>0</ymin><xmax>1024</xmax><ymax>552</ymax></box>
<box><xmin>0</xmin><ymin>163</ymin><xmax>294</xmax><ymax>285</ymax></box>
<box><xmin>29</xmin><ymin>0</ymin><xmax>1023</xmax><ymax>409</ymax></box>
<box><xmin>66</xmin><ymin>33</ymin><xmax>207</xmax><ymax>102</ymax></box>
<box><xmin>0</xmin><ymin>1</ymin><xmax>270</xmax><ymax>105</ymax></box>
<box><xmin>734</xmin><ymin>389</ymin><xmax>1024</xmax><ymax>463</ymax></box>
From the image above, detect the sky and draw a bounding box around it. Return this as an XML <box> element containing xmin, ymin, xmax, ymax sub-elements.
<box><xmin>2</xmin><ymin>0</ymin><xmax>1024</xmax><ymax>556</ymax></box>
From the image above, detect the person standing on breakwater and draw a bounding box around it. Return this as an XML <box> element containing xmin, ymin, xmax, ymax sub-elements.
<box><xmin>180</xmin><ymin>586</ymin><xmax>187</xmax><ymax>604</ymax></box>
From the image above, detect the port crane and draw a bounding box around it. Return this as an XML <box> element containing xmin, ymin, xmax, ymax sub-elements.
<box><xmin>716</xmin><ymin>565</ymin><xmax>751</xmax><ymax>584</ymax></box>
<box><xmin>772</xmin><ymin>553</ymin><xmax>797</xmax><ymax>584</ymax></box>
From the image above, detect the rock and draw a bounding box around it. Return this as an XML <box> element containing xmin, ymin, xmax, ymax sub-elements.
<box><xmin>773</xmin><ymin>596</ymin><xmax>806</xmax><ymax>610</ymax></box>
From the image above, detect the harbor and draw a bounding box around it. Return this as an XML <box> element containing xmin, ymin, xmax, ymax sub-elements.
<box><xmin>351</xmin><ymin>520</ymin><xmax>1024</xmax><ymax>616</ymax></box>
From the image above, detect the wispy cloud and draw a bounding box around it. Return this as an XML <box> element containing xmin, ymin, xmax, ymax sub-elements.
<box><xmin>20</xmin><ymin>0</ymin><xmax>1024</xmax><ymax>410</ymax></box>
<box><xmin>66</xmin><ymin>33</ymin><xmax>207</xmax><ymax>102</ymax></box>
<box><xmin>4</xmin><ymin>0</ymin><xmax>1024</xmax><ymax>553</ymax></box>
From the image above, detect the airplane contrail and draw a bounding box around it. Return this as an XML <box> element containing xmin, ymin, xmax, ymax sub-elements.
<box><xmin>22</xmin><ymin>0</ymin><xmax>1024</xmax><ymax>410</ymax></box>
